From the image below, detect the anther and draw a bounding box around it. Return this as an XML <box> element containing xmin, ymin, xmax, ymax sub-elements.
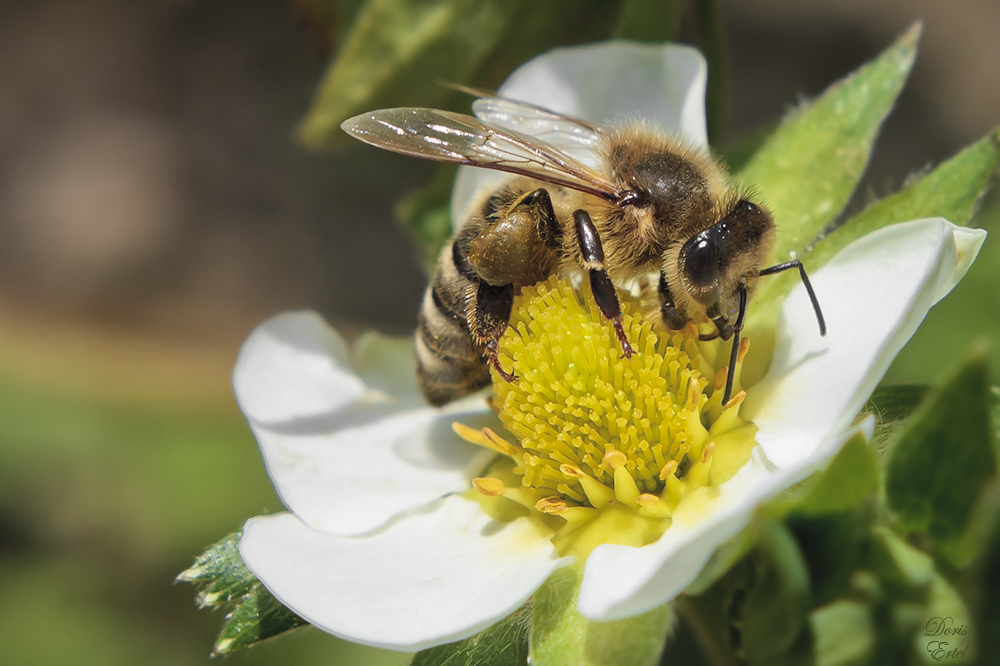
<box><xmin>602</xmin><ymin>450</ymin><xmax>628</xmax><ymax>472</ymax></box>
<box><xmin>637</xmin><ymin>493</ymin><xmax>673</xmax><ymax>519</ymax></box>
<box><xmin>535</xmin><ymin>496</ymin><xmax>569</xmax><ymax>515</ymax></box>
<box><xmin>561</xmin><ymin>464</ymin><xmax>615</xmax><ymax>508</ymax></box>
<box><xmin>473</xmin><ymin>477</ymin><xmax>505</xmax><ymax>496</ymax></box>
<box><xmin>659</xmin><ymin>459</ymin><xmax>679</xmax><ymax>480</ymax></box>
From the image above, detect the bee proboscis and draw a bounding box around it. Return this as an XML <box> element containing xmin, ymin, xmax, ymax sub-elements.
<box><xmin>342</xmin><ymin>96</ymin><xmax>826</xmax><ymax>406</ymax></box>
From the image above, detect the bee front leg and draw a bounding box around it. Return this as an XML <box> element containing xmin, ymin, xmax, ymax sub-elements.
<box><xmin>657</xmin><ymin>270</ymin><xmax>690</xmax><ymax>331</ymax></box>
<box><xmin>572</xmin><ymin>209</ymin><xmax>634</xmax><ymax>359</ymax></box>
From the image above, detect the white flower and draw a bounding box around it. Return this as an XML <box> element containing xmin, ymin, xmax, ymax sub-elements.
<box><xmin>235</xmin><ymin>42</ymin><xmax>986</xmax><ymax>651</ymax></box>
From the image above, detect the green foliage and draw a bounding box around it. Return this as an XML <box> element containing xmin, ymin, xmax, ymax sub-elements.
<box><xmin>410</xmin><ymin>605</ymin><xmax>532</xmax><ymax>666</ymax></box>
<box><xmin>886</xmin><ymin>346</ymin><xmax>997</xmax><ymax>565</ymax></box>
<box><xmin>808</xmin><ymin>127</ymin><xmax>1000</xmax><ymax>269</ymax></box>
<box><xmin>528</xmin><ymin>567</ymin><xmax>671</xmax><ymax>666</ymax></box>
<box><xmin>740</xmin><ymin>24</ymin><xmax>919</xmax><ymax>267</ymax></box>
<box><xmin>299</xmin><ymin>0</ymin><xmax>529</xmax><ymax>147</ymax></box>
<box><xmin>298</xmin><ymin>0</ymin><xmax>685</xmax><ymax>148</ymax></box>
<box><xmin>177</xmin><ymin>532</ymin><xmax>305</xmax><ymax>655</ymax></box>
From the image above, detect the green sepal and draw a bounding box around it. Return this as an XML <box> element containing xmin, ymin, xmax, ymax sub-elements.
<box><xmin>968</xmin><ymin>482</ymin><xmax>1000</xmax><ymax>658</ymax></box>
<box><xmin>809</xmin><ymin>127</ymin><xmax>1000</xmax><ymax>270</ymax></box>
<box><xmin>529</xmin><ymin>567</ymin><xmax>672</xmax><ymax>666</ymax></box>
<box><xmin>685</xmin><ymin>521</ymin><xmax>757</xmax><ymax>596</ymax></box>
<box><xmin>741</xmin><ymin>25</ymin><xmax>919</xmax><ymax>345</ymax></box>
<box><xmin>177</xmin><ymin>531</ymin><xmax>305</xmax><ymax>655</ymax></box>
<box><xmin>298</xmin><ymin>0</ymin><xmax>528</xmax><ymax>147</ymax></box>
<box><xmin>914</xmin><ymin>577</ymin><xmax>975</xmax><ymax>662</ymax></box>
<box><xmin>410</xmin><ymin>604</ymin><xmax>531</xmax><ymax>666</ymax></box>
<box><xmin>738</xmin><ymin>24</ymin><xmax>919</xmax><ymax>267</ymax></box>
<box><xmin>885</xmin><ymin>344</ymin><xmax>998</xmax><ymax>566</ymax></box>
<box><xmin>791</xmin><ymin>431</ymin><xmax>879</xmax><ymax>519</ymax></box>
<box><xmin>747</xmin><ymin>126</ymin><xmax>998</xmax><ymax>341</ymax></box>
<box><xmin>808</xmin><ymin>600</ymin><xmax>876</xmax><ymax>666</ymax></box>
<box><xmin>864</xmin><ymin>384</ymin><xmax>929</xmax><ymax>425</ymax></box>
<box><xmin>741</xmin><ymin>520</ymin><xmax>813</xmax><ymax>664</ymax></box>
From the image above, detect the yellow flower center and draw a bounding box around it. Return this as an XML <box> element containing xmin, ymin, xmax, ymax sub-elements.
<box><xmin>457</xmin><ymin>277</ymin><xmax>759</xmax><ymax>560</ymax></box>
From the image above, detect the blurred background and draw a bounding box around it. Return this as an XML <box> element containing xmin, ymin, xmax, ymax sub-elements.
<box><xmin>0</xmin><ymin>1</ymin><xmax>996</xmax><ymax>664</ymax></box>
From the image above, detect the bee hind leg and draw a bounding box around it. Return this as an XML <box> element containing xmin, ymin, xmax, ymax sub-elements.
<box><xmin>572</xmin><ymin>209</ymin><xmax>634</xmax><ymax>358</ymax></box>
<box><xmin>473</xmin><ymin>282</ymin><xmax>518</xmax><ymax>383</ymax></box>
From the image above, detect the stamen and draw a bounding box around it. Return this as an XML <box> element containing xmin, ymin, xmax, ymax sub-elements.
<box><xmin>457</xmin><ymin>276</ymin><xmax>760</xmax><ymax>556</ymax></box>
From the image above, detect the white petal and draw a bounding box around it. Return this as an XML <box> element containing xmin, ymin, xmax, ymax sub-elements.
<box><xmin>234</xmin><ymin>311</ymin><xmax>366</xmax><ymax>425</ymax></box>
<box><xmin>240</xmin><ymin>496</ymin><xmax>569</xmax><ymax>651</ymax></box>
<box><xmin>745</xmin><ymin>218</ymin><xmax>986</xmax><ymax>469</ymax></box>
<box><xmin>248</xmin><ymin>402</ymin><xmax>496</xmax><ymax>535</ymax></box>
<box><xmin>452</xmin><ymin>41</ymin><xmax>708</xmax><ymax>228</ymax></box>
<box><xmin>578</xmin><ymin>421</ymin><xmax>874</xmax><ymax>620</ymax></box>
<box><xmin>352</xmin><ymin>331</ymin><xmax>423</xmax><ymax>403</ymax></box>
<box><xmin>235</xmin><ymin>311</ymin><xmax>495</xmax><ymax>535</ymax></box>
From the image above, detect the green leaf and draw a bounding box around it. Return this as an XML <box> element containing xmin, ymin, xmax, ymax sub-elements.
<box><xmin>793</xmin><ymin>432</ymin><xmax>879</xmax><ymax>518</ymax></box>
<box><xmin>299</xmin><ymin>0</ymin><xmax>528</xmax><ymax>147</ymax></box>
<box><xmin>529</xmin><ymin>567</ymin><xmax>671</xmax><ymax>666</ymax></box>
<box><xmin>885</xmin><ymin>345</ymin><xmax>997</xmax><ymax>565</ymax></box>
<box><xmin>740</xmin><ymin>25</ymin><xmax>919</xmax><ymax>349</ymax></box>
<box><xmin>809</xmin><ymin>600</ymin><xmax>876</xmax><ymax>666</ymax></box>
<box><xmin>864</xmin><ymin>384</ymin><xmax>929</xmax><ymax>424</ymax></box>
<box><xmin>969</xmin><ymin>482</ymin><xmax>1000</xmax><ymax>658</ymax></box>
<box><xmin>685</xmin><ymin>522</ymin><xmax>757</xmax><ymax>595</ymax></box>
<box><xmin>869</xmin><ymin>526</ymin><xmax>935</xmax><ymax>599</ymax></box>
<box><xmin>808</xmin><ymin>127</ymin><xmax>1000</xmax><ymax>269</ymax></box>
<box><xmin>411</xmin><ymin>604</ymin><xmax>531</xmax><ymax>666</ymax></box>
<box><xmin>739</xmin><ymin>24</ymin><xmax>919</xmax><ymax>267</ymax></box>
<box><xmin>913</xmin><ymin>577</ymin><xmax>974</xmax><ymax>663</ymax></box>
<box><xmin>742</xmin><ymin>520</ymin><xmax>813</xmax><ymax>663</ymax></box>
<box><xmin>177</xmin><ymin>532</ymin><xmax>305</xmax><ymax>655</ymax></box>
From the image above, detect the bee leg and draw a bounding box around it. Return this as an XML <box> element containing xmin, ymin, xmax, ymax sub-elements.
<box><xmin>473</xmin><ymin>282</ymin><xmax>518</xmax><ymax>382</ymax></box>
<box><xmin>722</xmin><ymin>285</ymin><xmax>748</xmax><ymax>405</ymax></box>
<box><xmin>467</xmin><ymin>187</ymin><xmax>562</xmax><ymax>383</ymax></box>
<box><xmin>657</xmin><ymin>270</ymin><xmax>690</xmax><ymax>331</ymax></box>
<box><xmin>572</xmin><ymin>209</ymin><xmax>634</xmax><ymax>359</ymax></box>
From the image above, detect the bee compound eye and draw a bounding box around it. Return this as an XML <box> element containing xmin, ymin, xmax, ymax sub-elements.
<box><xmin>683</xmin><ymin>237</ymin><xmax>720</xmax><ymax>288</ymax></box>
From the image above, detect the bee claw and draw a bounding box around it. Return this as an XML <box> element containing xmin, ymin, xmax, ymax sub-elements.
<box><xmin>613</xmin><ymin>319</ymin><xmax>634</xmax><ymax>359</ymax></box>
<box><xmin>486</xmin><ymin>340</ymin><xmax>519</xmax><ymax>383</ymax></box>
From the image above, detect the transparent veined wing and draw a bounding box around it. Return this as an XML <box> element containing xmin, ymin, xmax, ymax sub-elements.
<box><xmin>341</xmin><ymin>108</ymin><xmax>621</xmax><ymax>201</ymax></box>
<box><xmin>470</xmin><ymin>96</ymin><xmax>604</xmax><ymax>166</ymax></box>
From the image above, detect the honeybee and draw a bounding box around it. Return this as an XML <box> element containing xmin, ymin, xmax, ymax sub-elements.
<box><xmin>342</xmin><ymin>96</ymin><xmax>826</xmax><ymax>406</ymax></box>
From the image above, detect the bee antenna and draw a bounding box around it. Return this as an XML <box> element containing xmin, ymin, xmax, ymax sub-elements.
<box><xmin>759</xmin><ymin>260</ymin><xmax>826</xmax><ymax>336</ymax></box>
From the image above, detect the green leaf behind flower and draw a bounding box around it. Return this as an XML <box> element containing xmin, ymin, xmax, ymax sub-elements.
<box><xmin>529</xmin><ymin>567</ymin><xmax>672</xmax><ymax>666</ymax></box>
<box><xmin>808</xmin><ymin>127</ymin><xmax>1000</xmax><ymax>269</ymax></box>
<box><xmin>298</xmin><ymin>0</ymin><xmax>528</xmax><ymax>147</ymax></box>
<box><xmin>177</xmin><ymin>532</ymin><xmax>305</xmax><ymax>655</ymax></box>
<box><xmin>739</xmin><ymin>24</ymin><xmax>919</xmax><ymax>267</ymax></box>
<box><xmin>411</xmin><ymin>604</ymin><xmax>531</xmax><ymax>666</ymax></box>
<box><xmin>886</xmin><ymin>345</ymin><xmax>998</xmax><ymax>566</ymax></box>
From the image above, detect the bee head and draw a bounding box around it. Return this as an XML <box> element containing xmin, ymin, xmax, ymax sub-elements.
<box><xmin>678</xmin><ymin>199</ymin><xmax>776</xmax><ymax>338</ymax></box>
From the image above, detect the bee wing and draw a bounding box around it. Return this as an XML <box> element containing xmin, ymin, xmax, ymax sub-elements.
<box><xmin>470</xmin><ymin>96</ymin><xmax>604</xmax><ymax>165</ymax></box>
<box><xmin>341</xmin><ymin>108</ymin><xmax>622</xmax><ymax>201</ymax></box>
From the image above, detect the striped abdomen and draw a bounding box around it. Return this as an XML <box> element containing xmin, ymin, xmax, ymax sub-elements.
<box><xmin>415</xmin><ymin>222</ymin><xmax>492</xmax><ymax>406</ymax></box>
